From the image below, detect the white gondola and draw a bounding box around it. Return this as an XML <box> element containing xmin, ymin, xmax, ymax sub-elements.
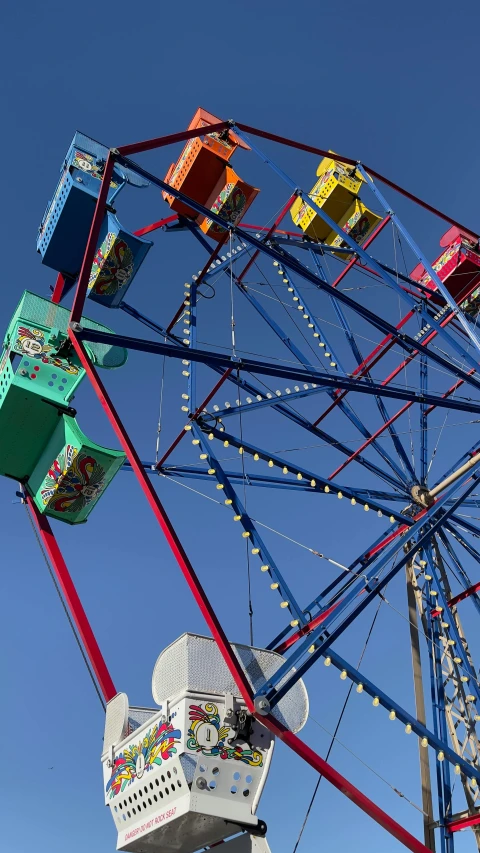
<box><xmin>101</xmin><ymin>633</ymin><xmax>308</xmax><ymax>853</ymax></box>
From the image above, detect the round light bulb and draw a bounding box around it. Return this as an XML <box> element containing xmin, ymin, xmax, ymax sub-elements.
<box><xmin>372</xmin><ymin>697</ymin><xmax>380</xmax><ymax>707</ymax></box>
<box><xmin>340</xmin><ymin>670</ymin><xmax>347</xmax><ymax>680</ymax></box>
<box><xmin>405</xmin><ymin>724</ymin><xmax>412</xmax><ymax>734</ymax></box>
<box><xmin>356</xmin><ymin>683</ymin><xmax>364</xmax><ymax>694</ymax></box>
<box><xmin>389</xmin><ymin>710</ymin><xmax>396</xmax><ymax>721</ymax></box>
<box><xmin>324</xmin><ymin>656</ymin><xmax>331</xmax><ymax>666</ymax></box>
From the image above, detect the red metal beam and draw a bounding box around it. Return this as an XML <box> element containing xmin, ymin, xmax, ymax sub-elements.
<box><xmin>330</xmin><ymin>215</ymin><xmax>391</xmax><ymax>289</ymax></box>
<box><xmin>52</xmin><ymin>273</ymin><xmax>66</xmax><ymax>305</ymax></box>
<box><xmin>235</xmin><ymin>123</ymin><xmax>478</xmax><ymax>240</ymax></box>
<box><xmin>156</xmin><ymin>367</ymin><xmax>233</xmax><ymax>469</ymax></box>
<box><xmin>26</xmin><ymin>496</ymin><xmax>117</xmax><ymax>702</ymax></box>
<box><xmin>117</xmin><ymin>122</ymin><xmax>230</xmax><ymax>158</ymax></box>
<box><xmin>447</xmin><ymin>812</ymin><xmax>480</xmax><ymax>832</ymax></box>
<box><xmin>68</xmin><ymin>329</ymin><xmax>255</xmax><ymax>709</ymax></box>
<box><xmin>448</xmin><ymin>581</ymin><xmax>480</xmax><ymax>608</ymax></box>
<box><xmin>166</xmin><ymin>233</ymin><xmax>229</xmax><ymax>334</ymax></box>
<box><xmin>70</xmin><ymin>154</ymin><xmax>115</xmax><ymax>325</ymax></box>
<box><xmin>134</xmin><ymin>214</ymin><xmax>178</xmax><ymax>237</ymax></box>
<box><xmin>262</xmin><ymin>715</ymin><xmax>431</xmax><ymax>853</ymax></box>
<box><xmin>274</xmin><ymin>600</ymin><xmax>342</xmax><ymax>654</ymax></box>
<box><xmin>238</xmin><ymin>194</ymin><xmax>297</xmax><ymax>282</ymax></box>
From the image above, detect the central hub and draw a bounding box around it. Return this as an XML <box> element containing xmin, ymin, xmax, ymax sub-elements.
<box><xmin>411</xmin><ymin>484</ymin><xmax>434</xmax><ymax>508</ymax></box>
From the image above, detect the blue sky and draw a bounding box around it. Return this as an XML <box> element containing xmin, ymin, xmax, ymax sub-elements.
<box><xmin>2</xmin><ymin>2</ymin><xmax>480</xmax><ymax>853</ymax></box>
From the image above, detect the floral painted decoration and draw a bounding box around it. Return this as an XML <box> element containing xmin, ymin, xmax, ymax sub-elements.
<box><xmin>187</xmin><ymin>703</ymin><xmax>263</xmax><ymax>767</ymax></box>
<box><xmin>106</xmin><ymin>721</ymin><xmax>181</xmax><ymax>799</ymax></box>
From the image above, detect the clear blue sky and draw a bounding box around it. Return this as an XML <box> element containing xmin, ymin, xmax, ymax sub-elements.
<box><xmin>2</xmin><ymin>2</ymin><xmax>480</xmax><ymax>853</ymax></box>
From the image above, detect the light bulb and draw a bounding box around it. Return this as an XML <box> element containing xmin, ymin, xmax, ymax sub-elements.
<box><xmin>447</xmin><ymin>639</ymin><xmax>455</xmax><ymax>646</ymax></box>
<box><xmin>390</xmin><ymin>515</ymin><xmax>395</xmax><ymax>523</ymax></box>
<box><xmin>438</xmin><ymin>751</ymin><xmax>445</xmax><ymax>761</ymax></box>
<box><xmin>311</xmin><ymin>479</ymin><xmax>316</xmax><ymax>487</ymax></box>
<box><xmin>280</xmin><ymin>601</ymin><xmax>289</xmax><ymax>608</ymax></box>
<box><xmin>297</xmin><ymin>472</ymin><xmax>303</xmax><ymax>480</ymax></box>
<box><xmin>192</xmin><ymin>438</ymin><xmax>200</xmax><ymax>445</ymax></box>
<box><xmin>337</xmin><ymin>491</ymin><xmax>343</xmax><ymax>499</ymax></box>
<box><xmin>356</xmin><ymin>683</ymin><xmax>364</xmax><ymax>693</ymax></box>
<box><xmin>454</xmin><ymin>764</ymin><xmax>461</xmax><ymax>775</ymax></box>
<box><xmin>283</xmin><ymin>466</ymin><xmax>288</xmax><ymax>474</ymax></box>
<box><xmin>242</xmin><ymin>531</ymin><xmax>250</xmax><ymax>538</ymax></box>
<box><xmin>254</xmin><ymin>453</ymin><xmax>259</xmax><ymax>461</ymax></box>
<box><xmin>224</xmin><ymin>440</ymin><xmax>229</xmax><ymax>447</ymax></box>
<box><xmin>252</xmin><ymin>548</ymin><xmax>260</xmax><ymax>555</ymax></box>
<box><xmin>324</xmin><ymin>485</ymin><xmax>330</xmax><ymax>493</ymax></box>
<box><xmin>441</xmin><ymin>622</ymin><xmax>449</xmax><ymax>628</ymax></box>
<box><xmin>473</xmin><ymin>778</ymin><xmax>478</xmax><ymax>788</ymax></box>
<box><xmin>454</xmin><ymin>657</ymin><xmax>462</xmax><ymax>664</ymax></box>
<box><xmin>308</xmin><ymin>645</ymin><xmax>316</xmax><ymax>654</ymax></box>
<box><xmin>424</xmin><ymin>574</ymin><xmax>432</xmax><ymax>581</ymax></box>
<box><xmin>364</xmin><ymin>504</ymin><xmax>369</xmax><ymax>512</ymax></box>
<box><xmin>216</xmin><ymin>484</ymin><xmax>224</xmax><ymax>490</ymax></box>
<box><xmin>271</xmin><ymin>582</ymin><xmax>279</xmax><ymax>590</ymax></box>
<box><xmin>405</xmin><ymin>724</ymin><xmax>412</xmax><ymax>734</ymax></box>
<box><xmin>290</xmin><ymin>620</ymin><xmax>299</xmax><ymax>627</ymax></box>
<box><xmin>208</xmin><ymin>433</ymin><xmax>214</xmax><ymax>440</ymax></box>
<box><xmin>340</xmin><ymin>670</ymin><xmax>347</xmax><ymax>680</ymax></box>
<box><xmin>238</xmin><ymin>446</ymin><xmax>244</xmax><ymax>454</ymax></box>
<box><xmin>233</xmin><ymin>515</ymin><xmax>241</xmax><ymax>521</ymax></box>
<box><xmin>421</xmin><ymin>737</ymin><xmax>428</xmax><ymax>748</ymax></box>
<box><xmin>208</xmin><ymin>468</ymin><xmax>215</xmax><ymax>475</ymax></box>
<box><xmin>324</xmin><ymin>656</ymin><xmax>331</xmax><ymax>666</ymax></box>
<box><xmin>261</xmin><ymin>565</ymin><xmax>269</xmax><ymax>572</ymax></box>
<box><xmin>377</xmin><ymin>510</ymin><xmax>382</xmax><ymax>517</ymax></box>
<box><xmin>200</xmin><ymin>451</ymin><xmax>209</xmax><ymax>459</ymax></box>
<box><xmin>181</xmin><ymin>406</ymin><xmax>189</xmax><ymax>412</ymax></box>
<box><xmin>351</xmin><ymin>497</ymin><xmax>356</xmax><ymax>506</ymax></box>
<box><xmin>225</xmin><ymin>499</ymin><xmax>232</xmax><ymax>505</ymax></box>
<box><xmin>182</xmin><ymin>393</ymin><xmax>189</xmax><ymax>400</ymax></box>
<box><xmin>372</xmin><ymin>697</ymin><xmax>380</xmax><ymax>706</ymax></box>
<box><xmin>268</xmin><ymin>460</ymin><xmax>274</xmax><ymax>467</ymax></box>
<box><xmin>184</xmin><ymin>424</ymin><xmax>192</xmax><ymax>431</ymax></box>
<box><xmin>419</xmin><ymin>560</ymin><xmax>427</xmax><ymax>567</ymax></box>
<box><xmin>389</xmin><ymin>710</ymin><xmax>396</xmax><ymax>721</ymax></box>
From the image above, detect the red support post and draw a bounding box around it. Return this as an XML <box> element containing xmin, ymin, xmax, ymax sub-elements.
<box><xmin>26</xmin><ymin>496</ymin><xmax>117</xmax><ymax>702</ymax></box>
<box><xmin>68</xmin><ymin>330</ymin><xmax>255</xmax><ymax>709</ymax></box>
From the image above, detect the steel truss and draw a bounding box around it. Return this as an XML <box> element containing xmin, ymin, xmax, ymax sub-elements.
<box><xmin>26</xmin><ymin>117</ymin><xmax>480</xmax><ymax>853</ymax></box>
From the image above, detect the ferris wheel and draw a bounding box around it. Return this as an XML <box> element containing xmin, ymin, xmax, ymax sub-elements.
<box><xmin>4</xmin><ymin>108</ymin><xmax>480</xmax><ymax>853</ymax></box>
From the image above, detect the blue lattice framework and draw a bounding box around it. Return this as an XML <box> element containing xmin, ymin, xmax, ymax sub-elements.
<box><xmin>31</xmin><ymin>118</ymin><xmax>480</xmax><ymax>853</ymax></box>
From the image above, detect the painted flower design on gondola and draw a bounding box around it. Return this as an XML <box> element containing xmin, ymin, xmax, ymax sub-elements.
<box><xmin>206</xmin><ymin>184</ymin><xmax>247</xmax><ymax>236</ymax></box>
<box><xmin>41</xmin><ymin>445</ymin><xmax>106</xmax><ymax>513</ymax></box>
<box><xmin>89</xmin><ymin>233</ymin><xmax>134</xmax><ymax>297</ymax></box>
<box><xmin>106</xmin><ymin>721</ymin><xmax>181</xmax><ymax>799</ymax></box>
<box><xmin>187</xmin><ymin>703</ymin><xmax>263</xmax><ymax>766</ymax></box>
<box><xmin>15</xmin><ymin>327</ymin><xmax>79</xmax><ymax>374</ymax></box>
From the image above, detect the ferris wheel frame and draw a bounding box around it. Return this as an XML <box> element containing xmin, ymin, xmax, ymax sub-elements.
<box><xmin>27</xmin><ymin>117</ymin><xmax>480</xmax><ymax>853</ymax></box>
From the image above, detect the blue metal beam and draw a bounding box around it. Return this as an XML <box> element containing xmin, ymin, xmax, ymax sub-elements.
<box><xmin>199</xmin><ymin>424</ymin><xmax>407</xmax><ymax>523</ymax></box>
<box><xmin>321</xmin><ymin>647</ymin><xmax>480</xmax><ymax>784</ymax></box>
<box><xmin>76</xmin><ymin>330</ymin><xmax>480</xmax><ymax>415</ymax></box>
<box><xmin>256</xmin><ymin>468</ymin><xmax>480</xmax><ymax>709</ymax></box>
